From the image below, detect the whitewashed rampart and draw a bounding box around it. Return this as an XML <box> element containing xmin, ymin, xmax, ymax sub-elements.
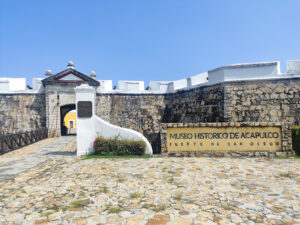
<box><xmin>1</xmin><ymin>60</ymin><xmax>300</xmax><ymax>94</ymax></box>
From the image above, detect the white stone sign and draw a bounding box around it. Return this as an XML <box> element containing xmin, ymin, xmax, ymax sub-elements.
<box><xmin>75</xmin><ymin>84</ymin><xmax>153</xmax><ymax>156</ymax></box>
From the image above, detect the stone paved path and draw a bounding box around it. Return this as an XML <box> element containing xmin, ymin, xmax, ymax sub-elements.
<box><xmin>0</xmin><ymin>149</ymin><xmax>299</xmax><ymax>225</ymax></box>
<box><xmin>0</xmin><ymin>136</ymin><xmax>76</xmax><ymax>184</ymax></box>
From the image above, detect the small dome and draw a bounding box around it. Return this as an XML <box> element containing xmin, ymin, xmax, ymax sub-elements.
<box><xmin>67</xmin><ymin>61</ymin><xmax>74</xmax><ymax>68</ymax></box>
<box><xmin>90</xmin><ymin>71</ymin><xmax>96</xmax><ymax>78</ymax></box>
<box><xmin>45</xmin><ymin>69</ymin><xmax>52</xmax><ymax>76</ymax></box>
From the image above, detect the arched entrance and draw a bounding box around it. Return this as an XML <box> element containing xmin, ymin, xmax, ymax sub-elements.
<box><xmin>42</xmin><ymin>62</ymin><xmax>100</xmax><ymax>137</ymax></box>
<box><xmin>60</xmin><ymin>104</ymin><xmax>76</xmax><ymax>136</ymax></box>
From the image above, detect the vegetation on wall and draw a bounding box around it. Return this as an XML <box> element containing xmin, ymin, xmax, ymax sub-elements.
<box><xmin>93</xmin><ymin>135</ymin><xmax>146</xmax><ymax>156</ymax></box>
<box><xmin>292</xmin><ymin>126</ymin><xmax>300</xmax><ymax>156</ymax></box>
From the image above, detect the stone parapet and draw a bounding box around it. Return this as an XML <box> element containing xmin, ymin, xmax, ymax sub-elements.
<box><xmin>223</xmin><ymin>78</ymin><xmax>300</xmax><ymax>125</ymax></box>
<box><xmin>0</xmin><ymin>94</ymin><xmax>46</xmax><ymax>134</ymax></box>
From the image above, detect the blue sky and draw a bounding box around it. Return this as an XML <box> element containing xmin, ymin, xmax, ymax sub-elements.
<box><xmin>0</xmin><ymin>0</ymin><xmax>300</xmax><ymax>86</ymax></box>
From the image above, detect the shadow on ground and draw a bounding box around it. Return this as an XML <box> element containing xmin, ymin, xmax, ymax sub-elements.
<box><xmin>46</xmin><ymin>151</ymin><xmax>76</xmax><ymax>156</ymax></box>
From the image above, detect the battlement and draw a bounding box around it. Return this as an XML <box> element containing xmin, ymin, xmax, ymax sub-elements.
<box><xmin>1</xmin><ymin>60</ymin><xmax>300</xmax><ymax>94</ymax></box>
<box><xmin>1</xmin><ymin>60</ymin><xmax>300</xmax><ymax>153</ymax></box>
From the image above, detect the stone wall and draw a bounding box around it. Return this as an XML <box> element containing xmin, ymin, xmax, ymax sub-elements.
<box><xmin>163</xmin><ymin>84</ymin><xmax>224</xmax><ymax>123</ymax></box>
<box><xmin>45</xmin><ymin>85</ymin><xmax>77</xmax><ymax>137</ymax></box>
<box><xmin>0</xmin><ymin>94</ymin><xmax>46</xmax><ymax>134</ymax></box>
<box><xmin>1</xmin><ymin>77</ymin><xmax>299</xmax><ymax>154</ymax></box>
<box><xmin>95</xmin><ymin>78</ymin><xmax>300</xmax><ymax>154</ymax></box>
<box><xmin>95</xmin><ymin>94</ymin><xmax>166</xmax><ymax>154</ymax></box>
<box><xmin>95</xmin><ymin>85</ymin><xmax>224</xmax><ymax>153</ymax></box>
<box><xmin>224</xmin><ymin>78</ymin><xmax>300</xmax><ymax>125</ymax></box>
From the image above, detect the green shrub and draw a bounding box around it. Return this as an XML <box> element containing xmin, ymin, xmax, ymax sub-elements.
<box><xmin>93</xmin><ymin>135</ymin><xmax>146</xmax><ymax>156</ymax></box>
<box><xmin>292</xmin><ymin>126</ymin><xmax>300</xmax><ymax>156</ymax></box>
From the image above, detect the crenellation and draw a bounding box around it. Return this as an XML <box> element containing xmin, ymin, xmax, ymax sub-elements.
<box><xmin>1</xmin><ymin>60</ymin><xmax>300</xmax><ymax>154</ymax></box>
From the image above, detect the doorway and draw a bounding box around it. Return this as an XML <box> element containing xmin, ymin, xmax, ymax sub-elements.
<box><xmin>60</xmin><ymin>104</ymin><xmax>76</xmax><ymax>136</ymax></box>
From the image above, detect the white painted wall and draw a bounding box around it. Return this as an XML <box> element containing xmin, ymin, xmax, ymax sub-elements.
<box><xmin>173</xmin><ymin>78</ymin><xmax>188</xmax><ymax>90</ymax></box>
<box><xmin>149</xmin><ymin>81</ymin><xmax>172</xmax><ymax>92</ymax></box>
<box><xmin>32</xmin><ymin>78</ymin><xmax>45</xmax><ymax>93</ymax></box>
<box><xmin>75</xmin><ymin>84</ymin><xmax>153</xmax><ymax>156</ymax></box>
<box><xmin>97</xmin><ymin>80</ymin><xmax>113</xmax><ymax>92</ymax></box>
<box><xmin>2</xmin><ymin>60</ymin><xmax>300</xmax><ymax>94</ymax></box>
<box><xmin>75</xmin><ymin>84</ymin><xmax>96</xmax><ymax>155</ymax></box>
<box><xmin>118</xmin><ymin>80</ymin><xmax>144</xmax><ymax>92</ymax></box>
<box><xmin>208</xmin><ymin>62</ymin><xmax>280</xmax><ymax>84</ymax></box>
<box><xmin>207</xmin><ymin>69</ymin><xmax>224</xmax><ymax>84</ymax></box>
<box><xmin>287</xmin><ymin>60</ymin><xmax>300</xmax><ymax>74</ymax></box>
<box><xmin>224</xmin><ymin>62</ymin><xmax>279</xmax><ymax>81</ymax></box>
<box><xmin>187</xmin><ymin>72</ymin><xmax>208</xmax><ymax>87</ymax></box>
<box><xmin>0</xmin><ymin>78</ymin><xmax>26</xmax><ymax>91</ymax></box>
<box><xmin>0</xmin><ymin>80</ymin><xmax>9</xmax><ymax>91</ymax></box>
<box><xmin>59</xmin><ymin>74</ymin><xmax>83</xmax><ymax>81</ymax></box>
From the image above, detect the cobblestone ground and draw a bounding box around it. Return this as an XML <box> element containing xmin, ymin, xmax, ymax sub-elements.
<box><xmin>0</xmin><ymin>138</ymin><xmax>299</xmax><ymax>225</ymax></box>
<box><xmin>0</xmin><ymin>136</ymin><xmax>76</xmax><ymax>184</ymax></box>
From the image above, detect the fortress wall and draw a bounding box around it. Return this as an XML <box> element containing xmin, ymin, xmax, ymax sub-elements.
<box><xmin>95</xmin><ymin>84</ymin><xmax>225</xmax><ymax>153</ymax></box>
<box><xmin>224</xmin><ymin>78</ymin><xmax>300</xmax><ymax>125</ymax></box>
<box><xmin>95</xmin><ymin>94</ymin><xmax>166</xmax><ymax>154</ymax></box>
<box><xmin>1</xmin><ymin>76</ymin><xmax>299</xmax><ymax>154</ymax></box>
<box><xmin>0</xmin><ymin>94</ymin><xmax>46</xmax><ymax>134</ymax></box>
<box><xmin>163</xmin><ymin>84</ymin><xmax>225</xmax><ymax>123</ymax></box>
<box><xmin>95</xmin><ymin>78</ymin><xmax>300</xmax><ymax>153</ymax></box>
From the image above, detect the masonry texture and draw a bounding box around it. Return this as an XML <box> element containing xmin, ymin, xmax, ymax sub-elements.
<box><xmin>164</xmin><ymin>84</ymin><xmax>224</xmax><ymax>123</ymax></box>
<box><xmin>95</xmin><ymin>94</ymin><xmax>166</xmax><ymax>154</ymax></box>
<box><xmin>94</xmin><ymin>79</ymin><xmax>300</xmax><ymax>153</ymax></box>
<box><xmin>0</xmin><ymin>94</ymin><xmax>46</xmax><ymax>134</ymax></box>
<box><xmin>1</xmin><ymin>78</ymin><xmax>299</xmax><ymax>154</ymax></box>
<box><xmin>224</xmin><ymin>78</ymin><xmax>300</xmax><ymax>125</ymax></box>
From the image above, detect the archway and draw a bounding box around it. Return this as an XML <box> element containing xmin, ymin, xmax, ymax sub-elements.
<box><xmin>60</xmin><ymin>104</ymin><xmax>76</xmax><ymax>136</ymax></box>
